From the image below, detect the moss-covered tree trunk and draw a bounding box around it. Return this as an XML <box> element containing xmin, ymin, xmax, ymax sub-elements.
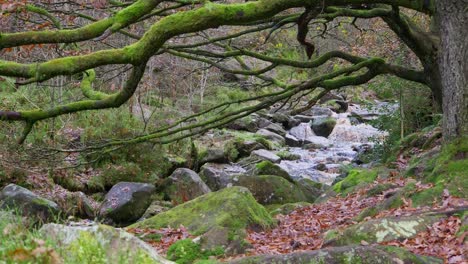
<box><xmin>437</xmin><ymin>0</ymin><xmax>468</xmax><ymax>141</ymax></box>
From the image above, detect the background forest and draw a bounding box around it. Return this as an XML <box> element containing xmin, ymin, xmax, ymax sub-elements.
<box><xmin>0</xmin><ymin>0</ymin><xmax>466</xmax><ymax>263</ymax></box>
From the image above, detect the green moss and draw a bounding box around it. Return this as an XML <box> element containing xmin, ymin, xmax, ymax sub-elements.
<box><xmin>237</xmin><ymin>175</ymin><xmax>307</xmax><ymax>205</ymax></box>
<box><xmin>276</xmin><ymin>151</ymin><xmax>301</xmax><ymax>160</ymax></box>
<box><xmin>366</xmin><ymin>183</ymin><xmax>396</xmax><ymax>197</ymax></box>
<box><xmin>167</xmin><ymin>239</ymin><xmax>203</xmax><ymax>264</ymax></box>
<box><xmin>129</xmin><ymin>187</ymin><xmax>275</xmax><ymax>235</ymax></box>
<box><xmin>254</xmin><ymin>161</ymin><xmax>292</xmax><ymax>182</ymax></box>
<box><xmin>333</xmin><ymin>169</ymin><xmax>379</xmax><ymax>194</ymax></box>
<box><xmin>409</xmin><ymin>137</ymin><xmax>468</xmax><ymax>206</ymax></box>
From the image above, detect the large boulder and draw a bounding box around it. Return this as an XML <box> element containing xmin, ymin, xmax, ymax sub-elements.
<box><xmin>130</xmin><ymin>187</ymin><xmax>275</xmax><ymax>254</ymax></box>
<box><xmin>163</xmin><ymin>168</ymin><xmax>211</xmax><ymax>205</ymax></box>
<box><xmin>251</xmin><ymin>149</ymin><xmax>281</xmax><ymax>163</ymax></box>
<box><xmin>40</xmin><ymin>223</ymin><xmax>173</xmax><ymax>264</ymax></box>
<box><xmin>289</xmin><ymin>123</ymin><xmax>315</xmax><ymax>141</ymax></box>
<box><xmin>234</xmin><ymin>175</ymin><xmax>308</xmax><ymax>205</ymax></box>
<box><xmin>0</xmin><ymin>184</ymin><xmax>61</xmax><ymax>223</ymax></box>
<box><xmin>311</xmin><ymin>117</ymin><xmax>337</xmax><ymax>137</ymax></box>
<box><xmin>324</xmin><ymin>214</ymin><xmax>446</xmax><ymax>246</ymax></box>
<box><xmin>225</xmin><ymin>116</ymin><xmax>259</xmax><ymax>132</ymax></box>
<box><xmin>255</xmin><ymin>129</ymin><xmax>285</xmax><ymax>146</ymax></box>
<box><xmin>229</xmin><ymin>245</ymin><xmax>442</xmax><ymax>264</ymax></box>
<box><xmin>98</xmin><ymin>182</ymin><xmax>155</xmax><ymax>226</ymax></box>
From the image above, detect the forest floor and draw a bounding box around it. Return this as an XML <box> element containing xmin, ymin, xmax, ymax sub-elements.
<box><xmin>128</xmin><ymin>175</ymin><xmax>468</xmax><ymax>263</ymax></box>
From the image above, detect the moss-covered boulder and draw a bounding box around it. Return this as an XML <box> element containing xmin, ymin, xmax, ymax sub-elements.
<box><xmin>252</xmin><ymin>161</ymin><xmax>293</xmax><ymax>182</ymax></box>
<box><xmin>130</xmin><ymin>187</ymin><xmax>274</xmax><ymax>233</ymax></box>
<box><xmin>198</xmin><ymin>148</ymin><xmax>228</xmax><ymax>166</ymax></box>
<box><xmin>324</xmin><ymin>214</ymin><xmax>446</xmax><ymax>246</ymax></box>
<box><xmin>130</xmin><ymin>187</ymin><xmax>275</xmax><ymax>254</ymax></box>
<box><xmin>228</xmin><ymin>245</ymin><xmax>442</xmax><ymax>264</ymax></box>
<box><xmin>234</xmin><ymin>175</ymin><xmax>308</xmax><ymax>205</ymax></box>
<box><xmin>162</xmin><ymin>168</ymin><xmax>211</xmax><ymax>205</ymax></box>
<box><xmin>332</xmin><ymin>169</ymin><xmax>379</xmax><ymax>195</ymax></box>
<box><xmin>0</xmin><ymin>184</ymin><xmax>61</xmax><ymax>223</ymax></box>
<box><xmin>40</xmin><ymin>223</ymin><xmax>173</xmax><ymax>264</ymax></box>
<box><xmin>311</xmin><ymin>117</ymin><xmax>337</xmax><ymax>137</ymax></box>
<box><xmin>296</xmin><ymin>178</ymin><xmax>325</xmax><ymax>202</ymax></box>
<box><xmin>408</xmin><ymin>137</ymin><xmax>468</xmax><ymax>206</ymax></box>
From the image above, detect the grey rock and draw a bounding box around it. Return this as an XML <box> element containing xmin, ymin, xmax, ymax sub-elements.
<box><xmin>289</xmin><ymin>123</ymin><xmax>315</xmax><ymax>141</ymax></box>
<box><xmin>264</xmin><ymin>123</ymin><xmax>286</xmax><ymax>136</ymax></box>
<box><xmin>199</xmin><ymin>163</ymin><xmax>240</xmax><ymax>191</ymax></box>
<box><xmin>293</xmin><ymin>115</ymin><xmax>315</xmax><ymax>123</ymax></box>
<box><xmin>199</xmin><ymin>148</ymin><xmax>227</xmax><ymax>165</ymax></box>
<box><xmin>284</xmin><ymin>134</ymin><xmax>302</xmax><ymax>147</ymax></box>
<box><xmin>251</xmin><ymin>149</ymin><xmax>281</xmax><ymax>163</ymax></box>
<box><xmin>255</xmin><ymin>129</ymin><xmax>285</xmax><ymax>146</ymax></box>
<box><xmin>303</xmin><ymin>136</ymin><xmax>331</xmax><ymax>148</ymax></box>
<box><xmin>0</xmin><ymin>184</ymin><xmax>61</xmax><ymax>223</ymax></box>
<box><xmin>99</xmin><ymin>182</ymin><xmax>155</xmax><ymax>226</ymax></box>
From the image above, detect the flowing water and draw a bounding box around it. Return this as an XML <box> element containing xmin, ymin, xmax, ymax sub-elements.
<box><xmin>278</xmin><ymin>102</ymin><xmax>394</xmax><ymax>184</ymax></box>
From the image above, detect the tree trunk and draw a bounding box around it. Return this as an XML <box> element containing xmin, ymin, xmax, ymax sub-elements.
<box><xmin>437</xmin><ymin>0</ymin><xmax>468</xmax><ymax>141</ymax></box>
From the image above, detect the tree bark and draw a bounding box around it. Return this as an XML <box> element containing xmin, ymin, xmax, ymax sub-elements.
<box><xmin>437</xmin><ymin>0</ymin><xmax>468</xmax><ymax>141</ymax></box>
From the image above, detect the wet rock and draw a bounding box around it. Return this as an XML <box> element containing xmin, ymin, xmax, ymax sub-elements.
<box><xmin>303</xmin><ymin>136</ymin><xmax>331</xmax><ymax>148</ymax></box>
<box><xmin>251</xmin><ymin>149</ymin><xmax>281</xmax><ymax>163</ymax></box>
<box><xmin>293</xmin><ymin>115</ymin><xmax>315</xmax><ymax>123</ymax></box>
<box><xmin>268</xmin><ymin>112</ymin><xmax>300</xmax><ymax>129</ymax></box>
<box><xmin>40</xmin><ymin>223</ymin><xmax>173</xmax><ymax>263</ymax></box>
<box><xmin>314</xmin><ymin>163</ymin><xmax>327</xmax><ymax>171</ymax></box>
<box><xmin>255</xmin><ymin>129</ymin><xmax>285</xmax><ymax>146</ymax></box>
<box><xmin>264</xmin><ymin>123</ymin><xmax>286</xmax><ymax>136</ymax></box>
<box><xmin>0</xmin><ymin>184</ymin><xmax>61</xmax><ymax>223</ymax></box>
<box><xmin>228</xmin><ymin>245</ymin><xmax>442</xmax><ymax>264</ymax></box>
<box><xmin>98</xmin><ymin>182</ymin><xmax>155</xmax><ymax>226</ymax></box>
<box><xmin>324</xmin><ymin>214</ymin><xmax>446</xmax><ymax>246</ymax></box>
<box><xmin>311</xmin><ymin>117</ymin><xmax>337</xmax><ymax>137</ymax></box>
<box><xmin>163</xmin><ymin>168</ymin><xmax>211</xmax><ymax>204</ymax></box>
<box><xmin>285</xmin><ymin>134</ymin><xmax>302</xmax><ymax>147</ymax></box>
<box><xmin>130</xmin><ymin>187</ymin><xmax>275</xmax><ymax>254</ymax></box>
<box><xmin>289</xmin><ymin>123</ymin><xmax>315</xmax><ymax>141</ymax></box>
